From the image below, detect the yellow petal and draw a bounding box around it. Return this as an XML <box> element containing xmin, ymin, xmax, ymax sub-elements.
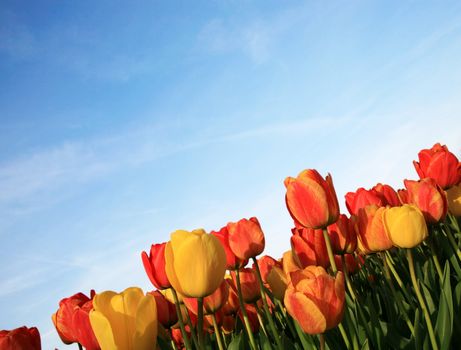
<box><xmin>89</xmin><ymin>310</ymin><xmax>118</xmax><ymax>350</ymax></box>
<box><xmin>133</xmin><ymin>294</ymin><xmax>158</xmax><ymax>350</ymax></box>
<box><xmin>165</xmin><ymin>241</ymin><xmax>186</xmax><ymax>295</ymax></box>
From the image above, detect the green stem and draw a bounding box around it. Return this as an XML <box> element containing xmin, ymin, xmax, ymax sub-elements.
<box><xmin>254</xmin><ymin>305</ymin><xmax>269</xmax><ymax>338</ymax></box>
<box><xmin>427</xmin><ymin>235</ymin><xmax>444</xmax><ymax>281</ymax></box>
<box><xmin>341</xmin><ymin>254</ymin><xmax>356</xmax><ymax>301</ymax></box>
<box><xmin>338</xmin><ymin>323</ymin><xmax>351</xmax><ymax>350</ymax></box>
<box><xmin>443</xmin><ymin>224</ymin><xmax>461</xmax><ymax>262</ymax></box>
<box><xmin>235</xmin><ymin>268</ymin><xmax>258</xmax><ymax>350</ymax></box>
<box><xmin>184</xmin><ymin>307</ymin><xmax>199</xmax><ymax>348</ymax></box>
<box><xmin>385</xmin><ymin>252</ymin><xmax>414</xmax><ymax>305</ymax></box>
<box><xmin>171</xmin><ymin>289</ymin><xmax>193</xmax><ymax>350</ymax></box>
<box><xmin>322</xmin><ymin>228</ymin><xmax>338</xmax><ymax>273</ymax></box>
<box><xmin>406</xmin><ymin>249</ymin><xmax>439</xmax><ymax>350</ymax></box>
<box><xmin>252</xmin><ymin>257</ymin><xmax>283</xmax><ymax>350</ymax></box>
<box><xmin>211</xmin><ymin>313</ymin><xmax>225</xmax><ymax>350</ymax></box>
<box><xmin>380</xmin><ymin>252</ymin><xmax>415</xmax><ymax>335</ymax></box>
<box><xmin>197</xmin><ymin>297</ymin><xmax>204</xmax><ymax>350</ymax></box>
<box><xmin>319</xmin><ymin>334</ymin><xmax>325</xmax><ymax>350</ymax></box>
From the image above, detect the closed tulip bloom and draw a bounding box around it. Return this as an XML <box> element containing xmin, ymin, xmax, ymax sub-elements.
<box><xmin>0</xmin><ymin>327</ymin><xmax>41</xmax><ymax>350</ymax></box>
<box><xmin>345</xmin><ymin>188</ymin><xmax>383</xmax><ymax>216</ymax></box>
<box><xmin>285</xmin><ymin>169</ymin><xmax>340</xmax><ymax>229</ymax></box>
<box><xmin>266</xmin><ymin>266</ymin><xmax>289</xmax><ymax>300</ymax></box>
<box><xmin>231</xmin><ymin>268</ymin><xmax>261</xmax><ymax>303</ymax></box>
<box><xmin>89</xmin><ymin>287</ymin><xmax>157</xmax><ymax>350</ymax></box>
<box><xmin>141</xmin><ymin>243</ymin><xmax>171</xmax><ymax>290</ymax></box>
<box><xmin>183</xmin><ymin>280</ymin><xmax>229</xmax><ymax>315</ymax></box>
<box><xmin>227</xmin><ymin>217</ymin><xmax>265</xmax><ymax>260</ymax></box>
<box><xmin>221</xmin><ymin>278</ymin><xmax>240</xmax><ymax>315</ymax></box>
<box><xmin>372</xmin><ymin>183</ymin><xmax>401</xmax><ymax>207</ymax></box>
<box><xmin>326</xmin><ymin>214</ymin><xmax>357</xmax><ymax>254</ymax></box>
<box><xmin>397</xmin><ymin>188</ymin><xmax>410</xmax><ymax>204</ymax></box>
<box><xmin>446</xmin><ymin>184</ymin><xmax>461</xmax><ymax>216</ymax></box>
<box><xmin>238</xmin><ymin>304</ymin><xmax>260</xmax><ymax>332</ymax></box>
<box><xmin>413</xmin><ymin>143</ymin><xmax>461</xmax><ymax>189</ymax></box>
<box><xmin>356</xmin><ymin>205</ymin><xmax>393</xmax><ymax>253</ymax></box>
<box><xmin>52</xmin><ymin>291</ymin><xmax>99</xmax><ymax>350</ymax></box>
<box><xmin>282</xmin><ymin>250</ymin><xmax>301</xmax><ymax>275</ymax></box>
<box><xmin>284</xmin><ymin>266</ymin><xmax>345</xmax><ymax>335</ymax></box>
<box><xmin>165</xmin><ymin>229</ymin><xmax>226</xmax><ymax>298</ymax></box>
<box><xmin>253</xmin><ymin>255</ymin><xmax>281</xmax><ymax>284</ymax></box>
<box><xmin>149</xmin><ymin>290</ymin><xmax>178</xmax><ymax>328</ymax></box>
<box><xmin>384</xmin><ymin>204</ymin><xmax>428</xmax><ymax>248</ymax></box>
<box><xmin>211</xmin><ymin>226</ymin><xmax>248</xmax><ymax>270</ymax></box>
<box><xmin>291</xmin><ymin>227</ymin><xmax>330</xmax><ymax>268</ymax></box>
<box><xmin>404</xmin><ymin>178</ymin><xmax>448</xmax><ymax>223</ymax></box>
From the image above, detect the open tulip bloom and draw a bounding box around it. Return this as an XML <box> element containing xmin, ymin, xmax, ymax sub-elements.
<box><xmin>31</xmin><ymin>141</ymin><xmax>461</xmax><ymax>350</ymax></box>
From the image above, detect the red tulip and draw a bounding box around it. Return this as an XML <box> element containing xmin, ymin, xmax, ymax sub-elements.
<box><xmin>238</xmin><ymin>304</ymin><xmax>260</xmax><ymax>332</ymax></box>
<box><xmin>141</xmin><ymin>242</ymin><xmax>171</xmax><ymax>289</ymax></box>
<box><xmin>211</xmin><ymin>226</ymin><xmax>248</xmax><ymax>270</ymax></box>
<box><xmin>404</xmin><ymin>178</ymin><xmax>448</xmax><ymax>223</ymax></box>
<box><xmin>52</xmin><ymin>291</ymin><xmax>99</xmax><ymax>350</ymax></box>
<box><xmin>285</xmin><ymin>169</ymin><xmax>340</xmax><ymax>229</ymax></box>
<box><xmin>291</xmin><ymin>227</ymin><xmax>329</xmax><ymax>268</ymax></box>
<box><xmin>231</xmin><ymin>268</ymin><xmax>261</xmax><ymax>303</ymax></box>
<box><xmin>221</xmin><ymin>278</ymin><xmax>240</xmax><ymax>315</ymax></box>
<box><xmin>0</xmin><ymin>326</ymin><xmax>41</xmax><ymax>350</ymax></box>
<box><xmin>334</xmin><ymin>254</ymin><xmax>364</xmax><ymax>274</ymax></box>
<box><xmin>356</xmin><ymin>205</ymin><xmax>393</xmax><ymax>253</ymax></box>
<box><xmin>346</xmin><ymin>187</ymin><xmax>383</xmax><ymax>216</ymax></box>
<box><xmin>149</xmin><ymin>290</ymin><xmax>178</xmax><ymax>328</ymax></box>
<box><xmin>227</xmin><ymin>217</ymin><xmax>265</xmax><ymax>260</ymax></box>
<box><xmin>285</xmin><ymin>266</ymin><xmax>345</xmax><ymax>334</ymax></box>
<box><xmin>252</xmin><ymin>255</ymin><xmax>281</xmax><ymax>284</ymax></box>
<box><xmin>183</xmin><ymin>279</ymin><xmax>229</xmax><ymax>315</ymax></box>
<box><xmin>413</xmin><ymin>143</ymin><xmax>461</xmax><ymax>189</ymax></box>
<box><xmin>326</xmin><ymin>214</ymin><xmax>357</xmax><ymax>254</ymax></box>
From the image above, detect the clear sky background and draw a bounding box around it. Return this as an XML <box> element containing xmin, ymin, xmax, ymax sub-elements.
<box><xmin>1</xmin><ymin>0</ymin><xmax>461</xmax><ymax>348</ymax></box>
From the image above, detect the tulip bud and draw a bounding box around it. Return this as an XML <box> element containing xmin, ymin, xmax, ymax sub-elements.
<box><xmin>285</xmin><ymin>169</ymin><xmax>340</xmax><ymax>229</ymax></box>
<box><xmin>384</xmin><ymin>204</ymin><xmax>428</xmax><ymax>248</ymax></box>
<box><xmin>141</xmin><ymin>243</ymin><xmax>171</xmax><ymax>290</ymax></box>
<box><xmin>327</xmin><ymin>214</ymin><xmax>357</xmax><ymax>254</ymax></box>
<box><xmin>221</xmin><ymin>278</ymin><xmax>240</xmax><ymax>315</ymax></box>
<box><xmin>346</xmin><ymin>188</ymin><xmax>383</xmax><ymax>216</ymax></box>
<box><xmin>253</xmin><ymin>255</ymin><xmax>281</xmax><ymax>284</ymax></box>
<box><xmin>284</xmin><ymin>266</ymin><xmax>345</xmax><ymax>335</ymax></box>
<box><xmin>291</xmin><ymin>227</ymin><xmax>329</xmax><ymax>268</ymax></box>
<box><xmin>211</xmin><ymin>226</ymin><xmax>248</xmax><ymax>269</ymax></box>
<box><xmin>149</xmin><ymin>290</ymin><xmax>178</xmax><ymax>328</ymax></box>
<box><xmin>413</xmin><ymin>143</ymin><xmax>461</xmax><ymax>189</ymax></box>
<box><xmin>404</xmin><ymin>178</ymin><xmax>448</xmax><ymax>223</ymax></box>
<box><xmin>165</xmin><ymin>229</ymin><xmax>226</xmax><ymax>298</ymax></box>
<box><xmin>0</xmin><ymin>327</ymin><xmax>41</xmax><ymax>350</ymax></box>
<box><xmin>231</xmin><ymin>268</ymin><xmax>260</xmax><ymax>303</ymax></box>
<box><xmin>183</xmin><ymin>280</ymin><xmax>229</xmax><ymax>315</ymax></box>
<box><xmin>282</xmin><ymin>250</ymin><xmax>301</xmax><ymax>275</ymax></box>
<box><xmin>266</xmin><ymin>266</ymin><xmax>288</xmax><ymax>300</ymax></box>
<box><xmin>372</xmin><ymin>183</ymin><xmax>401</xmax><ymax>207</ymax></box>
<box><xmin>445</xmin><ymin>184</ymin><xmax>461</xmax><ymax>216</ymax></box>
<box><xmin>89</xmin><ymin>287</ymin><xmax>157</xmax><ymax>350</ymax></box>
<box><xmin>356</xmin><ymin>205</ymin><xmax>393</xmax><ymax>253</ymax></box>
<box><xmin>227</xmin><ymin>217</ymin><xmax>265</xmax><ymax>260</ymax></box>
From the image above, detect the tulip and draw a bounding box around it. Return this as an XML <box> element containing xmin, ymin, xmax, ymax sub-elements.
<box><xmin>282</xmin><ymin>250</ymin><xmax>301</xmax><ymax>275</ymax></box>
<box><xmin>227</xmin><ymin>217</ymin><xmax>265</xmax><ymax>260</ymax></box>
<box><xmin>291</xmin><ymin>227</ymin><xmax>330</xmax><ymax>268</ymax></box>
<box><xmin>404</xmin><ymin>178</ymin><xmax>448</xmax><ymax>223</ymax></box>
<box><xmin>284</xmin><ymin>266</ymin><xmax>345</xmax><ymax>334</ymax></box>
<box><xmin>253</xmin><ymin>255</ymin><xmax>281</xmax><ymax>284</ymax></box>
<box><xmin>345</xmin><ymin>187</ymin><xmax>383</xmax><ymax>216</ymax></box>
<box><xmin>372</xmin><ymin>183</ymin><xmax>401</xmax><ymax>207</ymax></box>
<box><xmin>149</xmin><ymin>290</ymin><xmax>178</xmax><ymax>328</ymax></box>
<box><xmin>266</xmin><ymin>266</ymin><xmax>289</xmax><ymax>300</ymax></box>
<box><xmin>221</xmin><ymin>314</ymin><xmax>236</xmax><ymax>334</ymax></box>
<box><xmin>326</xmin><ymin>214</ymin><xmax>357</xmax><ymax>254</ymax></box>
<box><xmin>413</xmin><ymin>142</ymin><xmax>461</xmax><ymax>189</ymax></box>
<box><xmin>183</xmin><ymin>280</ymin><xmax>229</xmax><ymax>315</ymax></box>
<box><xmin>165</xmin><ymin>229</ymin><xmax>226</xmax><ymax>298</ymax></box>
<box><xmin>52</xmin><ymin>291</ymin><xmax>99</xmax><ymax>350</ymax></box>
<box><xmin>0</xmin><ymin>326</ymin><xmax>41</xmax><ymax>350</ymax></box>
<box><xmin>384</xmin><ymin>204</ymin><xmax>428</xmax><ymax>248</ymax></box>
<box><xmin>356</xmin><ymin>205</ymin><xmax>393</xmax><ymax>253</ymax></box>
<box><xmin>141</xmin><ymin>243</ymin><xmax>171</xmax><ymax>290</ymax></box>
<box><xmin>285</xmin><ymin>169</ymin><xmax>340</xmax><ymax>229</ymax></box>
<box><xmin>231</xmin><ymin>268</ymin><xmax>261</xmax><ymax>303</ymax></box>
<box><xmin>446</xmin><ymin>184</ymin><xmax>461</xmax><ymax>216</ymax></box>
<box><xmin>211</xmin><ymin>226</ymin><xmax>248</xmax><ymax>269</ymax></box>
<box><xmin>89</xmin><ymin>287</ymin><xmax>158</xmax><ymax>350</ymax></box>
<box><xmin>334</xmin><ymin>254</ymin><xmax>364</xmax><ymax>274</ymax></box>
<box><xmin>238</xmin><ymin>304</ymin><xmax>260</xmax><ymax>333</ymax></box>
<box><xmin>221</xmin><ymin>277</ymin><xmax>240</xmax><ymax>315</ymax></box>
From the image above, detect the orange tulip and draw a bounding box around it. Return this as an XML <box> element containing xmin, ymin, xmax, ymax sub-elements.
<box><xmin>211</xmin><ymin>226</ymin><xmax>248</xmax><ymax>270</ymax></box>
<box><xmin>231</xmin><ymin>268</ymin><xmax>260</xmax><ymax>303</ymax></box>
<box><xmin>238</xmin><ymin>304</ymin><xmax>260</xmax><ymax>332</ymax></box>
<box><xmin>372</xmin><ymin>183</ymin><xmax>401</xmax><ymax>207</ymax></box>
<box><xmin>413</xmin><ymin>143</ymin><xmax>461</xmax><ymax>189</ymax></box>
<box><xmin>284</xmin><ymin>266</ymin><xmax>345</xmax><ymax>335</ymax></box>
<box><xmin>326</xmin><ymin>214</ymin><xmax>357</xmax><ymax>254</ymax></box>
<box><xmin>0</xmin><ymin>327</ymin><xmax>41</xmax><ymax>350</ymax></box>
<box><xmin>221</xmin><ymin>278</ymin><xmax>240</xmax><ymax>315</ymax></box>
<box><xmin>141</xmin><ymin>243</ymin><xmax>171</xmax><ymax>290</ymax></box>
<box><xmin>282</xmin><ymin>250</ymin><xmax>301</xmax><ymax>275</ymax></box>
<box><xmin>52</xmin><ymin>291</ymin><xmax>99</xmax><ymax>350</ymax></box>
<box><xmin>404</xmin><ymin>178</ymin><xmax>448</xmax><ymax>223</ymax></box>
<box><xmin>266</xmin><ymin>266</ymin><xmax>289</xmax><ymax>300</ymax></box>
<box><xmin>149</xmin><ymin>290</ymin><xmax>178</xmax><ymax>328</ymax></box>
<box><xmin>183</xmin><ymin>280</ymin><xmax>229</xmax><ymax>315</ymax></box>
<box><xmin>356</xmin><ymin>205</ymin><xmax>393</xmax><ymax>253</ymax></box>
<box><xmin>285</xmin><ymin>169</ymin><xmax>340</xmax><ymax>229</ymax></box>
<box><xmin>227</xmin><ymin>217</ymin><xmax>265</xmax><ymax>260</ymax></box>
<box><xmin>346</xmin><ymin>187</ymin><xmax>383</xmax><ymax>216</ymax></box>
<box><xmin>291</xmin><ymin>227</ymin><xmax>329</xmax><ymax>268</ymax></box>
<box><xmin>446</xmin><ymin>184</ymin><xmax>461</xmax><ymax>216</ymax></box>
<box><xmin>253</xmin><ymin>255</ymin><xmax>281</xmax><ymax>284</ymax></box>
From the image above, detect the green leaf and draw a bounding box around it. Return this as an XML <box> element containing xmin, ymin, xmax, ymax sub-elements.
<box><xmin>258</xmin><ymin>331</ymin><xmax>273</xmax><ymax>350</ymax></box>
<box><xmin>228</xmin><ymin>332</ymin><xmax>244</xmax><ymax>350</ymax></box>
<box><xmin>435</xmin><ymin>263</ymin><xmax>453</xmax><ymax>350</ymax></box>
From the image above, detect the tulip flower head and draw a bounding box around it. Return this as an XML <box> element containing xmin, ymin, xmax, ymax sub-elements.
<box><xmin>211</xmin><ymin>226</ymin><xmax>248</xmax><ymax>269</ymax></box>
<box><xmin>446</xmin><ymin>184</ymin><xmax>461</xmax><ymax>216</ymax></box>
<box><xmin>89</xmin><ymin>287</ymin><xmax>158</xmax><ymax>350</ymax></box>
<box><xmin>266</xmin><ymin>266</ymin><xmax>289</xmax><ymax>300</ymax></box>
<box><xmin>285</xmin><ymin>169</ymin><xmax>340</xmax><ymax>229</ymax></box>
<box><xmin>141</xmin><ymin>242</ymin><xmax>171</xmax><ymax>290</ymax></box>
<box><xmin>326</xmin><ymin>214</ymin><xmax>357</xmax><ymax>254</ymax></box>
<box><xmin>183</xmin><ymin>279</ymin><xmax>229</xmax><ymax>315</ymax></box>
<box><xmin>165</xmin><ymin>229</ymin><xmax>227</xmax><ymax>298</ymax></box>
<box><xmin>227</xmin><ymin>217</ymin><xmax>265</xmax><ymax>260</ymax></box>
<box><xmin>231</xmin><ymin>268</ymin><xmax>261</xmax><ymax>303</ymax></box>
<box><xmin>291</xmin><ymin>227</ymin><xmax>330</xmax><ymax>268</ymax></box>
<box><xmin>284</xmin><ymin>266</ymin><xmax>345</xmax><ymax>335</ymax></box>
<box><xmin>0</xmin><ymin>326</ymin><xmax>41</xmax><ymax>350</ymax></box>
<box><xmin>384</xmin><ymin>204</ymin><xmax>428</xmax><ymax>248</ymax></box>
<box><xmin>413</xmin><ymin>143</ymin><xmax>461</xmax><ymax>189</ymax></box>
<box><xmin>149</xmin><ymin>290</ymin><xmax>178</xmax><ymax>328</ymax></box>
<box><xmin>356</xmin><ymin>205</ymin><xmax>393</xmax><ymax>253</ymax></box>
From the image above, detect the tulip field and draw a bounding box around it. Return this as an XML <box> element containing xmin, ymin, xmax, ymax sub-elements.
<box><xmin>2</xmin><ymin>142</ymin><xmax>461</xmax><ymax>350</ymax></box>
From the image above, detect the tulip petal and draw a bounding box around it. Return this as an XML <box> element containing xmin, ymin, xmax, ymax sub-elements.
<box><xmin>165</xmin><ymin>241</ymin><xmax>186</xmax><ymax>295</ymax></box>
<box><xmin>285</xmin><ymin>289</ymin><xmax>326</xmax><ymax>334</ymax></box>
<box><xmin>89</xmin><ymin>310</ymin><xmax>118</xmax><ymax>350</ymax></box>
<box><xmin>133</xmin><ymin>294</ymin><xmax>158</xmax><ymax>350</ymax></box>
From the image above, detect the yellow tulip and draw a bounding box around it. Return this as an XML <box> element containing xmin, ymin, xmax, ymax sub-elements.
<box><xmin>89</xmin><ymin>287</ymin><xmax>157</xmax><ymax>350</ymax></box>
<box><xmin>384</xmin><ymin>204</ymin><xmax>428</xmax><ymax>248</ymax></box>
<box><xmin>266</xmin><ymin>266</ymin><xmax>288</xmax><ymax>300</ymax></box>
<box><xmin>446</xmin><ymin>184</ymin><xmax>461</xmax><ymax>216</ymax></box>
<box><xmin>165</xmin><ymin>229</ymin><xmax>227</xmax><ymax>298</ymax></box>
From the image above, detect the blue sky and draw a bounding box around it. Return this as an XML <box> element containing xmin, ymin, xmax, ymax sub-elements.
<box><xmin>1</xmin><ymin>0</ymin><xmax>461</xmax><ymax>347</ymax></box>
